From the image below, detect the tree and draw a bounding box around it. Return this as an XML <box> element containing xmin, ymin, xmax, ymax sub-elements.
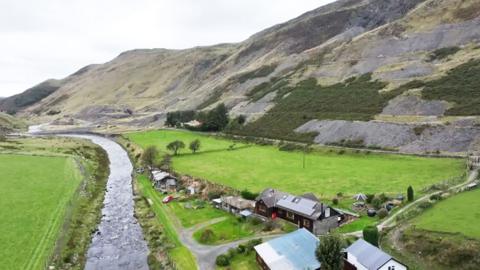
<box><xmin>363</xmin><ymin>225</ymin><xmax>379</xmax><ymax>246</ymax></box>
<box><xmin>189</xmin><ymin>139</ymin><xmax>201</xmax><ymax>154</ymax></box>
<box><xmin>316</xmin><ymin>234</ymin><xmax>344</xmax><ymax>270</ymax></box>
<box><xmin>141</xmin><ymin>146</ymin><xmax>158</xmax><ymax>166</ymax></box>
<box><xmin>203</xmin><ymin>103</ymin><xmax>229</xmax><ymax>131</ymax></box>
<box><xmin>407</xmin><ymin>186</ymin><xmax>414</xmax><ymax>202</ymax></box>
<box><xmin>167</xmin><ymin>140</ymin><xmax>185</xmax><ymax>155</ymax></box>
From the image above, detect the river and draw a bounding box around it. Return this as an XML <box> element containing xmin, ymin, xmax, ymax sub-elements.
<box><xmin>61</xmin><ymin>134</ymin><xmax>149</xmax><ymax>270</ymax></box>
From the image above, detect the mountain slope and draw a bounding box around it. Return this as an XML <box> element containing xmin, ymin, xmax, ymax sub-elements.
<box><xmin>6</xmin><ymin>0</ymin><xmax>480</xmax><ymax>153</ymax></box>
<box><xmin>13</xmin><ymin>0</ymin><xmax>423</xmax><ymax>119</ymax></box>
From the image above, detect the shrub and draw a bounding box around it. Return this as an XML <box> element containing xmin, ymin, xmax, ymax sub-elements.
<box><xmin>237</xmin><ymin>244</ymin><xmax>246</xmax><ymax>254</ymax></box>
<box><xmin>418</xmin><ymin>201</ymin><xmax>433</xmax><ymax>209</ymax></box>
<box><xmin>377</xmin><ymin>208</ymin><xmax>388</xmax><ymax>219</ymax></box>
<box><xmin>215</xmin><ymin>254</ymin><xmax>230</xmax><ymax>267</ymax></box>
<box><xmin>371</xmin><ymin>197</ymin><xmax>382</xmax><ymax>210</ymax></box>
<box><xmin>241</xmin><ymin>189</ymin><xmax>259</xmax><ymax>200</ymax></box>
<box><xmin>378</xmin><ymin>193</ymin><xmax>389</xmax><ymax>203</ymax></box>
<box><xmin>249</xmin><ymin>217</ymin><xmax>263</xmax><ymax>226</ymax></box>
<box><xmin>407</xmin><ymin>186</ymin><xmax>414</xmax><ymax>202</ymax></box>
<box><xmin>366</xmin><ymin>194</ymin><xmax>375</xmax><ymax>204</ymax></box>
<box><xmin>226</xmin><ymin>248</ymin><xmax>237</xmax><ymax>259</ymax></box>
<box><xmin>207</xmin><ymin>190</ymin><xmax>224</xmax><ymax>200</ymax></box>
<box><xmin>141</xmin><ymin>146</ymin><xmax>158</xmax><ymax>166</ymax></box>
<box><xmin>430</xmin><ymin>193</ymin><xmax>442</xmax><ymax>201</ymax></box>
<box><xmin>363</xmin><ymin>226</ymin><xmax>379</xmax><ymax>246</ymax></box>
<box><xmin>263</xmin><ymin>221</ymin><xmax>275</xmax><ymax>232</ymax></box>
<box><xmin>200</xmin><ymin>229</ymin><xmax>215</xmax><ymax>243</ymax></box>
<box><xmin>332</xmin><ymin>198</ymin><xmax>339</xmax><ymax>205</ymax></box>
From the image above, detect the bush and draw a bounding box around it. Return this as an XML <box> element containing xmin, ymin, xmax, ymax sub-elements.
<box><xmin>237</xmin><ymin>244</ymin><xmax>246</xmax><ymax>254</ymax></box>
<box><xmin>263</xmin><ymin>221</ymin><xmax>275</xmax><ymax>232</ymax></box>
<box><xmin>430</xmin><ymin>194</ymin><xmax>442</xmax><ymax>201</ymax></box>
<box><xmin>215</xmin><ymin>254</ymin><xmax>230</xmax><ymax>267</ymax></box>
<box><xmin>332</xmin><ymin>198</ymin><xmax>339</xmax><ymax>205</ymax></box>
<box><xmin>226</xmin><ymin>248</ymin><xmax>237</xmax><ymax>259</ymax></box>
<box><xmin>249</xmin><ymin>217</ymin><xmax>263</xmax><ymax>226</ymax></box>
<box><xmin>200</xmin><ymin>229</ymin><xmax>215</xmax><ymax>243</ymax></box>
<box><xmin>207</xmin><ymin>190</ymin><xmax>224</xmax><ymax>200</ymax></box>
<box><xmin>407</xmin><ymin>186</ymin><xmax>414</xmax><ymax>202</ymax></box>
<box><xmin>245</xmin><ymin>239</ymin><xmax>262</xmax><ymax>251</ymax></box>
<box><xmin>363</xmin><ymin>226</ymin><xmax>379</xmax><ymax>246</ymax></box>
<box><xmin>418</xmin><ymin>201</ymin><xmax>433</xmax><ymax>209</ymax></box>
<box><xmin>366</xmin><ymin>194</ymin><xmax>375</xmax><ymax>204</ymax></box>
<box><xmin>377</xmin><ymin>208</ymin><xmax>388</xmax><ymax>219</ymax></box>
<box><xmin>241</xmin><ymin>189</ymin><xmax>259</xmax><ymax>200</ymax></box>
<box><xmin>378</xmin><ymin>193</ymin><xmax>389</xmax><ymax>203</ymax></box>
<box><xmin>427</xmin><ymin>47</ymin><xmax>460</xmax><ymax>62</ymax></box>
<box><xmin>372</xmin><ymin>197</ymin><xmax>382</xmax><ymax>210</ymax></box>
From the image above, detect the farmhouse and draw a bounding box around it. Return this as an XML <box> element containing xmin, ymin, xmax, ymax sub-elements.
<box><xmin>345</xmin><ymin>239</ymin><xmax>408</xmax><ymax>270</ymax></box>
<box><xmin>255</xmin><ymin>188</ymin><xmax>343</xmax><ymax>234</ymax></box>
<box><xmin>254</xmin><ymin>228</ymin><xmax>320</xmax><ymax>270</ymax></box>
<box><xmin>150</xmin><ymin>170</ymin><xmax>177</xmax><ymax>192</ymax></box>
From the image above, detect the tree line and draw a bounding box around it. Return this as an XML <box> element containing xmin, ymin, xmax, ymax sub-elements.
<box><xmin>165</xmin><ymin>103</ymin><xmax>229</xmax><ymax>132</ymax></box>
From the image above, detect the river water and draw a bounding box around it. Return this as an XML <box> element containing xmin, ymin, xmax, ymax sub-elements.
<box><xmin>64</xmin><ymin>134</ymin><xmax>149</xmax><ymax>270</ymax></box>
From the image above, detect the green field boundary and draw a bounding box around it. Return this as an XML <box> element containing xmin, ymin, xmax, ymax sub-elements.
<box><xmin>137</xmin><ymin>176</ymin><xmax>198</xmax><ymax>270</ymax></box>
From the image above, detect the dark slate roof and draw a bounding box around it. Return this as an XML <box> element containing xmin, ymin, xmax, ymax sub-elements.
<box><xmin>257</xmin><ymin>188</ymin><xmax>288</xmax><ymax>208</ymax></box>
<box><xmin>257</xmin><ymin>188</ymin><xmax>325</xmax><ymax>219</ymax></box>
<box><xmin>346</xmin><ymin>239</ymin><xmax>393</xmax><ymax>270</ymax></box>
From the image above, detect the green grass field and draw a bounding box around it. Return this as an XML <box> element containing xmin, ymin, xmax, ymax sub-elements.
<box><xmin>193</xmin><ymin>216</ymin><xmax>260</xmax><ymax>245</ymax></box>
<box><xmin>126</xmin><ymin>130</ymin><xmax>465</xmax><ymax>198</ymax></box>
<box><xmin>217</xmin><ymin>253</ymin><xmax>258</xmax><ymax>270</ymax></box>
<box><xmin>0</xmin><ymin>154</ymin><xmax>82</xmax><ymax>270</ymax></box>
<box><xmin>136</xmin><ymin>175</ymin><xmax>198</xmax><ymax>269</ymax></box>
<box><xmin>166</xmin><ymin>200</ymin><xmax>228</xmax><ymax>228</ymax></box>
<box><xmin>413</xmin><ymin>188</ymin><xmax>480</xmax><ymax>238</ymax></box>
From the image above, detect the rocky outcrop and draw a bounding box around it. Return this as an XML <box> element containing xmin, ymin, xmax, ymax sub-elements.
<box><xmin>381</xmin><ymin>95</ymin><xmax>449</xmax><ymax>116</ymax></box>
<box><xmin>296</xmin><ymin>119</ymin><xmax>480</xmax><ymax>154</ymax></box>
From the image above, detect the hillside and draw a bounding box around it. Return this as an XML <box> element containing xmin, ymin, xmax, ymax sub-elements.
<box><xmin>5</xmin><ymin>0</ymin><xmax>480</xmax><ymax>154</ymax></box>
<box><xmin>0</xmin><ymin>113</ymin><xmax>27</xmax><ymax>133</ymax></box>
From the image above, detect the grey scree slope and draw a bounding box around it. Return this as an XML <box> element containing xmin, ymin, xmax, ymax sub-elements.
<box><xmin>67</xmin><ymin>135</ymin><xmax>149</xmax><ymax>270</ymax></box>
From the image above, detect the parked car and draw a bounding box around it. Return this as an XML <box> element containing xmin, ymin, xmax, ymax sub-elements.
<box><xmin>386</xmin><ymin>203</ymin><xmax>395</xmax><ymax>211</ymax></box>
<box><xmin>162</xmin><ymin>195</ymin><xmax>174</xmax><ymax>204</ymax></box>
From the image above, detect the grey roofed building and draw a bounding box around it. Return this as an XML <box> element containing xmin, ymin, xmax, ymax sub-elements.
<box><xmin>345</xmin><ymin>239</ymin><xmax>408</xmax><ymax>270</ymax></box>
<box><xmin>276</xmin><ymin>194</ymin><xmax>324</xmax><ymax>220</ymax></box>
<box><xmin>256</xmin><ymin>188</ymin><xmax>288</xmax><ymax>208</ymax></box>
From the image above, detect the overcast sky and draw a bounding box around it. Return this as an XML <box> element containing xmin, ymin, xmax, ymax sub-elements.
<box><xmin>0</xmin><ymin>0</ymin><xmax>334</xmax><ymax>97</ymax></box>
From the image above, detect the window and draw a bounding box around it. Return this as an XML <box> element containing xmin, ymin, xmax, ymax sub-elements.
<box><xmin>286</xmin><ymin>211</ymin><xmax>294</xmax><ymax>219</ymax></box>
<box><xmin>258</xmin><ymin>204</ymin><xmax>266</xmax><ymax>213</ymax></box>
<box><xmin>303</xmin><ymin>219</ymin><xmax>311</xmax><ymax>228</ymax></box>
<box><xmin>388</xmin><ymin>266</ymin><xmax>395</xmax><ymax>270</ymax></box>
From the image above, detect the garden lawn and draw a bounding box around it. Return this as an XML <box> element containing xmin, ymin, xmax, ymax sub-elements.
<box><xmin>136</xmin><ymin>175</ymin><xmax>197</xmax><ymax>269</ymax></box>
<box><xmin>166</xmin><ymin>200</ymin><xmax>228</xmax><ymax>228</ymax></box>
<box><xmin>193</xmin><ymin>216</ymin><xmax>260</xmax><ymax>245</ymax></box>
<box><xmin>217</xmin><ymin>253</ymin><xmax>259</xmax><ymax>270</ymax></box>
<box><xmin>335</xmin><ymin>215</ymin><xmax>378</xmax><ymax>233</ymax></box>
<box><xmin>0</xmin><ymin>154</ymin><xmax>81</xmax><ymax>270</ymax></box>
<box><xmin>127</xmin><ymin>130</ymin><xmax>465</xmax><ymax>197</ymax></box>
<box><xmin>413</xmin><ymin>188</ymin><xmax>480</xmax><ymax>239</ymax></box>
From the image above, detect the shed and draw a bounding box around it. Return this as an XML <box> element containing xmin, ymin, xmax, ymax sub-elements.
<box><xmin>345</xmin><ymin>239</ymin><xmax>407</xmax><ymax>270</ymax></box>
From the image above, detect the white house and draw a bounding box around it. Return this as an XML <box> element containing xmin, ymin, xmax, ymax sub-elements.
<box><xmin>345</xmin><ymin>239</ymin><xmax>407</xmax><ymax>270</ymax></box>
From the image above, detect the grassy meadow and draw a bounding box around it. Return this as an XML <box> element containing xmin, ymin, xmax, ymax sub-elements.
<box><xmin>413</xmin><ymin>188</ymin><xmax>480</xmax><ymax>238</ymax></box>
<box><xmin>0</xmin><ymin>154</ymin><xmax>82</xmax><ymax>270</ymax></box>
<box><xmin>126</xmin><ymin>130</ymin><xmax>465</xmax><ymax>198</ymax></box>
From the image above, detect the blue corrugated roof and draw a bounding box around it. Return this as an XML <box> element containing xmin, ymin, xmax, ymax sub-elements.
<box><xmin>263</xmin><ymin>228</ymin><xmax>320</xmax><ymax>270</ymax></box>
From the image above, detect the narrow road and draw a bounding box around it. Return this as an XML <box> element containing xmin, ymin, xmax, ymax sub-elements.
<box><xmin>166</xmin><ymin>208</ymin><xmax>283</xmax><ymax>270</ymax></box>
